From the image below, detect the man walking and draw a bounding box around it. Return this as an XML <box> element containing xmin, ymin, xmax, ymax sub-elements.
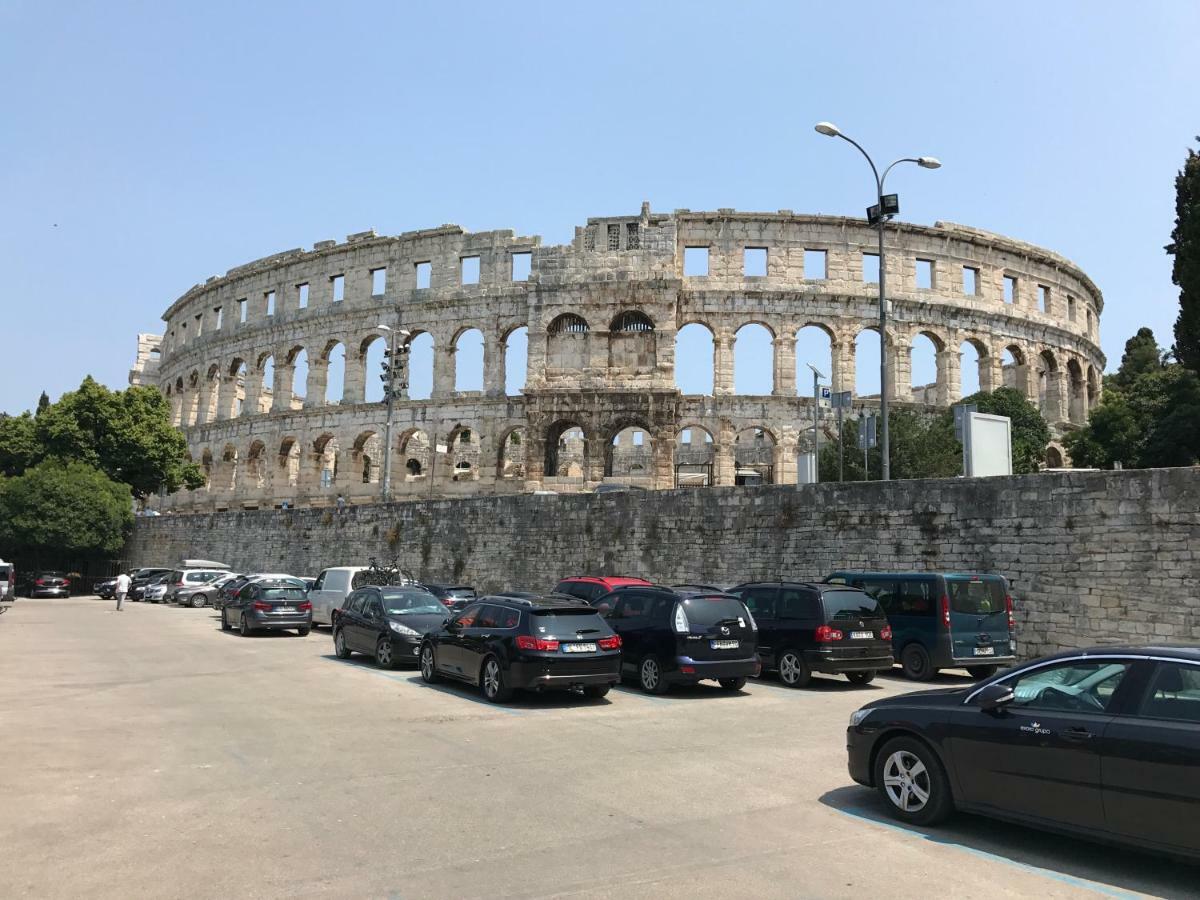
<box><xmin>114</xmin><ymin>572</ymin><xmax>130</xmax><ymax>611</ymax></box>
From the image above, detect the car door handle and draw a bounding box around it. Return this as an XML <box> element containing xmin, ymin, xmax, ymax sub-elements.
<box><xmin>1061</xmin><ymin>727</ymin><xmax>1094</xmax><ymax>742</ymax></box>
<box><xmin>478</xmin><ymin>633</ymin><xmax>493</xmax><ymax>640</ymax></box>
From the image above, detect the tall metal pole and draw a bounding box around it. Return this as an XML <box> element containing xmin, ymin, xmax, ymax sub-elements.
<box><xmin>877</xmin><ymin>207</ymin><xmax>890</xmax><ymax>481</ymax></box>
<box><xmin>812</xmin><ymin>368</ymin><xmax>820</xmax><ymax>481</ymax></box>
<box><xmin>837</xmin><ymin>402</ymin><xmax>845</xmax><ymax>482</ymax></box>
<box><xmin>381</xmin><ymin>326</ymin><xmax>397</xmax><ymax>503</ymax></box>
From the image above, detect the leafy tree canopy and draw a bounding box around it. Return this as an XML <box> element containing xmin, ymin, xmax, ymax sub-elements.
<box><xmin>1170</xmin><ymin>138</ymin><xmax>1200</xmax><ymax>371</ymax></box>
<box><xmin>0</xmin><ymin>461</ymin><xmax>133</xmax><ymax>558</ymax></box>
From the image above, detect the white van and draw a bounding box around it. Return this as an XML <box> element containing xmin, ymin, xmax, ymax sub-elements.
<box><xmin>308</xmin><ymin>567</ymin><xmax>416</xmax><ymax>627</ymax></box>
<box><xmin>0</xmin><ymin>559</ymin><xmax>14</xmax><ymax>610</ymax></box>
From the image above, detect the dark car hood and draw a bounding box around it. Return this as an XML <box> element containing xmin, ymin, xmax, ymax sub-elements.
<box><xmin>388</xmin><ymin>612</ymin><xmax>448</xmax><ymax>633</ymax></box>
<box><xmin>863</xmin><ymin>687</ymin><xmax>967</xmax><ymax>711</ymax></box>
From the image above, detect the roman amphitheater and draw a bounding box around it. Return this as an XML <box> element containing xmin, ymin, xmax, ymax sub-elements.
<box><xmin>132</xmin><ymin>204</ymin><xmax>1104</xmax><ymax>511</ymax></box>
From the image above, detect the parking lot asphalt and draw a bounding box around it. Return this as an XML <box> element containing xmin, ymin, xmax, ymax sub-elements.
<box><xmin>0</xmin><ymin>598</ymin><xmax>1194</xmax><ymax>899</ymax></box>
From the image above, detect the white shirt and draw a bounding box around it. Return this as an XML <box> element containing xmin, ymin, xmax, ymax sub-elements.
<box><xmin>115</xmin><ymin>574</ymin><xmax>131</xmax><ymax>593</ymax></box>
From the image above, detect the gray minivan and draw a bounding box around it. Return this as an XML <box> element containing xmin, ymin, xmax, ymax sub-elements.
<box><xmin>825</xmin><ymin>571</ymin><xmax>1016</xmax><ymax>681</ymax></box>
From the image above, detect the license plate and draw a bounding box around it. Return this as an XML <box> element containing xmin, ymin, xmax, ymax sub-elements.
<box><xmin>710</xmin><ymin>639</ymin><xmax>739</xmax><ymax>650</ymax></box>
<box><xmin>563</xmin><ymin>642</ymin><xmax>597</xmax><ymax>653</ymax></box>
<box><xmin>277</xmin><ymin>606</ymin><xmax>294</xmax><ymax>613</ymax></box>
<box><xmin>850</xmin><ymin>631</ymin><xmax>874</xmax><ymax>640</ymax></box>
<box><xmin>973</xmin><ymin>646</ymin><xmax>995</xmax><ymax>656</ymax></box>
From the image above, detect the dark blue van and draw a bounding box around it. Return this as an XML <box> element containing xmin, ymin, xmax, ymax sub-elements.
<box><xmin>824</xmin><ymin>571</ymin><xmax>1016</xmax><ymax>681</ymax></box>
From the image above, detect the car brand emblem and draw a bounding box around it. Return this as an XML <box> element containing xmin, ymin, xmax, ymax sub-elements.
<box><xmin>720</xmin><ymin>625</ymin><xmax>730</xmax><ymax>636</ymax></box>
<box><xmin>858</xmin><ymin>621</ymin><xmax>865</xmax><ymax>628</ymax></box>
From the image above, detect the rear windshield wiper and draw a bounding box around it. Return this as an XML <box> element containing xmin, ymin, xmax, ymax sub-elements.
<box><xmin>575</xmin><ymin>628</ymin><xmax>601</xmax><ymax>635</ymax></box>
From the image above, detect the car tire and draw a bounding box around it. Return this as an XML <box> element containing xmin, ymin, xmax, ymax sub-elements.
<box><xmin>419</xmin><ymin>645</ymin><xmax>440</xmax><ymax>683</ymax></box>
<box><xmin>874</xmin><ymin>736</ymin><xmax>954</xmax><ymax>826</ymax></box>
<box><xmin>376</xmin><ymin>637</ymin><xmax>399</xmax><ymax>670</ymax></box>
<box><xmin>718</xmin><ymin>677</ymin><xmax>747</xmax><ymax>692</ymax></box>
<box><xmin>334</xmin><ymin>628</ymin><xmax>352</xmax><ymax>659</ymax></box>
<box><xmin>901</xmin><ymin>644</ymin><xmax>936</xmax><ymax>682</ymax></box>
<box><xmin>240</xmin><ymin>615</ymin><xmax>253</xmax><ymax>637</ymax></box>
<box><xmin>777</xmin><ymin>649</ymin><xmax>812</xmax><ymax>688</ymax></box>
<box><xmin>582</xmin><ymin>684</ymin><xmax>611</xmax><ymax>699</ymax></box>
<box><xmin>639</xmin><ymin>656</ymin><xmax>670</xmax><ymax>695</ymax></box>
<box><xmin>298</xmin><ymin>627</ymin><xmax>310</xmax><ymax>637</ymax></box>
<box><xmin>480</xmin><ymin>656</ymin><xmax>513</xmax><ymax>703</ymax></box>
<box><xmin>967</xmin><ymin>665</ymin><xmax>997</xmax><ymax>680</ymax></box>
<box><xmin>847</xmin><ymin>671</ymin><xmax>876</xmax><ymax>685</ymax></box>
<box><xmin>190</xmin><ymin>595</ymin><xmax>206</xmax><ymax>609</ymax></box>
<box><xmin>221</xmin><ymin>611</ymin><xmax>230</xmax><ymax>631</ymax></box>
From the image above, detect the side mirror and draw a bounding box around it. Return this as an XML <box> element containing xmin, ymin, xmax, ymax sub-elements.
<box><xmin>976</xmin><ymin>682</ymin><xmax>1014</xmax><ymax>712</ymax></box>
<box><xmin>445</xmin><ymin>620</ymin><xmax>460</xmax><ymax>632</ymax></box>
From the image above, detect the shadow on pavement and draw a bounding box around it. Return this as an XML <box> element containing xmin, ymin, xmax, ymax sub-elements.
<box><xmin>819</xmin><ymin>785</ymin><xmax>1197</xmax><ymax>899</ymax></box>
<box><xmin>752</xmin><ymin>672</ymin><xmax>886</xmax><ymax>694</ymax></box>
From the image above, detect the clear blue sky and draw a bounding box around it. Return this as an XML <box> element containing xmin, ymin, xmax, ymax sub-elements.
<box><xmin>3</xmin><ymin>0</ymin><xmax>1198</xmax><ymax>414</ymax></box>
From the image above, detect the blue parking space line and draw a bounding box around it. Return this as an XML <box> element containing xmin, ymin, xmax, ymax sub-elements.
<box><xmin>349</xmin><ymin>664</ymin><xmax>527</xmax><ymax>716</ymax></box>
<box><xmin>830</xmin><ymin>807</ymin><xmax>1139</xmax><ymax>900</ymax></box>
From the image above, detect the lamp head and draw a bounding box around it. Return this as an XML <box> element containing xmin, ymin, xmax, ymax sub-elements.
<box><xmin>918</xmin><ymin>156</ymin><xmax>942</xmax><ymax>169</ymax></box>
<box><xmin>814</xmin><ymin>121</ymin><xmax>841</xmax><ymax>137</ymax></box>
<box><xmin>375</xmin><ymin>324</ymin><xmax>391</xmax><ymax>332</ymax></box>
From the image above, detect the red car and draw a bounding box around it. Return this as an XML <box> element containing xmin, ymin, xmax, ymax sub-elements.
<box><xmin>553</xmin><ymin>575</ymin><xmax>652</xmax><ymax>611</ymax></box>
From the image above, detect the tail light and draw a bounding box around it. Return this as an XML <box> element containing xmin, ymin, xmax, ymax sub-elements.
<box><xmin>880</xmin><ymin>625</ymin><xmax>893</xmax><ymax>641</ymax></box>
<box><xmin>598</xmin><ymin>635</ymin><xmax>621</xmax><ymax>650</ymax></box>
<box><xmin>516</xmin><ymin>635</ymin><xmax>560</xmax><ymax>651</ymax></box>
<box><xmin>253</xmin><ymin>600</ymin><xmax>271</xmax><ymax>611</ymax></box>
<box><xmin>62</xmin><ymin>579</ymin><xmax>70</xmax><ymax>587</ymax></box>
<box><xmin>1006</xmin><ymin>595</ymin><xmax>1015</xmax><ymax>631</ymax></box>
<box><xmin>940</xmin><ymin>595</ymin><xmax>951</xmax><ymax>629</ymax></box>
<box><xmin>441</xmin><ymin>598</ymin><xmax>453</xmax><ymax>606</ymax></box>
<box><xmin>298</xmin><ymin>601</ymin><xmax>312</xmax><ymax>612</ymax></box>
<box><xmin>815</xmin><ymin>625</ymin><xmax>844</xmax><ymax>642</ymax></box>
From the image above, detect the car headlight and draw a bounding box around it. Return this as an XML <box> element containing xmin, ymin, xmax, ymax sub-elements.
<box><xmin>849</xmin><ymin>708</ymin><xmax>873</xmax><ymax>728</ymax></box>
<box><xmin>389</xmin><ymin>621</ymin><xmax>419</xmax><ymax>637</ymax></box>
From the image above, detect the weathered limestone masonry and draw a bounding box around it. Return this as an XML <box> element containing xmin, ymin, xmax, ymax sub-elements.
<box><xmin>126</xmin><ymin>469</ymin><xmax>1200</xmax><ymax>660</ymax></box>
<box><xmin>133</xmin><ymin>205</ymin><xmax>1105</xmax><ymax>512</ymax></box>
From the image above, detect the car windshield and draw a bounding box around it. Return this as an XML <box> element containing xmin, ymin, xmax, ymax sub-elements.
<box><xmin>261</xmin><ymin>588</ymin><xmax>305</xmax><ymax>601</ymax></box>
<box><xmin>381</xmin><ymin>590</ymin><xmax>444</xmax><ymax>614</ymax></box>
<box><xmin>530</xmin><ymin>609</ymin><xmax>609</xmax><ymax>636</ymax></box>
<box><xmin>822</xmin><ymin>590</ymin><xmax>885</xmax><ymax>620</ymax></box>
<box><xmin>946</xmin><ymin>577</ymin><xmax>1006</xmax><ymax>616</ymax></box>
<box><xmin>680</xmin><ymin>595</ymin><xmax>749</xmax><ymax>626</ymax></box>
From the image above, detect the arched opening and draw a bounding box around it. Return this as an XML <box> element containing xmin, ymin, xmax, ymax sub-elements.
<box><xmin>545</xmin><ymin>420</ymin><xmax>587</xmax><ymax>479</ymax></box>
<box><xmin>324</xmin><ymin>341</ymin><xmax>346</xmax><ymax>404</ymax></box>
<box><xmin>200</xmin><ymin>449</ymin><xmax>214</xmax><ymax>490</ymax></box>
<box><xmin>609</xmin><ymin>310</ymin><xmax>656</xmax><ymax>374</ymax></box>
<box><xmin>219</xmin><ymin>444</ymin><xmax>239</xmax><ymax>493</ymax></box>
<box><xmin>407</xmin><ymin>333</ymin><xmax>434</xmax><ymax>401</ymax></box>
<box><xmin>289</xmin><ymin>347</ymin><xmax>308</xmax><ymax>408</ymax></box>
<box><xmin>855</xmin><ymin>329</ymin><xmax>881</xmax><ymax>397</ymax></box>
<box><xmin>447</xmin><ymin>425</ymin><xmax>480</xmax><ymax>481</ymax></box>
<box><xmin>547</xmin><ymin>314</ymin><xmax>589</xmax><ymax>371</ymax></box>
<box><xmin>1067</xmin><ymin>359</ymin><xmax>1086</xmax><ymax>424</ymax></box>
<box><xmin>497</xmin><ymin>428</ymin><xmax>526</xmax><ymax>480</ymax></box>
<box><xmin>277</xmin><ymin>437</ymin><xmax>301</xmax><ymax>489</ymax></box>
<box><xmin>960</xmin><ymin>340</ymin><xmax>986</xmax><ymax>397</ymax></box>
<box><xmin>1037</xmin><ymin>349</ymin><xmax>1059</xmax><ymax>413</ymax></box>
<box><xmin>675</xmin><ymin>322</ymin><xmax>715</xmax><ymax>395</ymax></box>
<box><xmin>504</xmin><ymin>326</ymin><xmax>528</xmax><ymax>396</ymax></box>
<box><xmin>1087</xmin><ymin>365</ymin><xmax>1100</xmax><ymax>408</ymax></box>
<box><xmin>606</xmin><ymin>425</ymin><xmax>653</xmax><ymax>479</ymax></box>
<box><xmin>794</xmin><ymin>324</ymin><xmax>834</xmax><ymax>397</ymax></box>
<box><xmin>734</xmin><ymin>323</ymin><xmax>774</xmax><ymax>395</ymax></box>
<box><xmin>674</xmin><ymin>425</ymin><xmax>715</xmax><ymax>487</ymax></box>
<box><xmin>398</xmin><ymin>429</ymin><xmax>430</xmax><ymax>481</ymax></box>
<box><xmin>353</xmin><ymin>431</ymin><xmax>380</xmax><ymax>485</ymax></box>
<box><xmin>910</xmin><ymin>332</ymin><xmax>941</xmax><ymax>402</ymax></box>
<box><xmin>203</xmin><ymin>364</ymin><xmax>220</xmax><ymax>422</ymax></box>
<box><xmin>454</xmin><ymin>328</ymin><xmax>484</xmax><ymax>392</ymax></box>
<box><xmin>246</xmin><ymin>440</ymin><xmax>267</xmax><ymax>491</ymax></box>
<box><xmin>610</xmin><ymin>310</ymin><xmax>655</xmax><ymax>333</ymax></box>
<box><xmin>257</xmin><ymin>354</ymin><xmax>275</xmax><ymax>414</ymax></box>
<box><xmin>229</xmin><ymin>359</ymin><xmax>248</xmax><ymax>417</ymax></box>
<box><xmin>360</xmin><ymin>335</ymin><xmax>386</xmax><ymax>403</ymax></box>
<box><xmin>313</xmin><ymin>433</ymin><xmax>340</xmax><ymax>491</ymax></box>
<box><xmin>734</xmin><ymin>427</ymin><xmax>776</xmax><ymax>485</ymax></box>
<box><xmin>1045</xmin><ymin>445</ymin><xmax>1064</xmax><ymax>468</ymax></box>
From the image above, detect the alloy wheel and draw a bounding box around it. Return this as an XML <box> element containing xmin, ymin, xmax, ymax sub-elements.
<box><xmin>377</xmin><ymin>640</ymin><xmax>392</xmax><ymax>667</ymax></box>
<box><xmin>335</xmin><ymin>630</ymin><xmax>347</xmax><ymax>657</ymax></box>
<box><xmin>483</xmin><ymin>659</ymin><xmax>501</xmax><ymax>698</ymax></box>
<box><xmin>779</xmin><ymin>652</ymin><xmax>802</xmax><ymax>685</ymax></box>
<box><xmin>640</xmin><ymin>658</ymin><xmax>660</xmax><ymax>691</ymax></box>
<box><xmin>421</xmin><ymin>647</ymin><xmax>435</xmax><ymax>680</ymax></box>
<box><xmin>882</xmin><ymin>750</ymin><xmax>931</xmax><ymax>814</ymax></box>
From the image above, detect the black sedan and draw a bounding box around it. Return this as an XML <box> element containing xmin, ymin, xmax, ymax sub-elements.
<box><xmin>419</xmin><ymin>596</ymin><xmax>622</xmax><ymax>702</ymax></box>
<box><xmin>333</xmin><ymin>586</ymin><xmax>449</xmax><ymax>668</ymax></box>
<box><xmin>221</xmin><ymin>580</ymin><xmax>311</xmax><ymax>636</ymax></box>
<box><xmin>846</xmin><ymin>645</ymin><xmax>1200</xmax><ymax>861</ymax></box>
<box><xmin>27</xmin><ymin>572</ymin><xmax>71</xmax><ymax>598</ymax></box>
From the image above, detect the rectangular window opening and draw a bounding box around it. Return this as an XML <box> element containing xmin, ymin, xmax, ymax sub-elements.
<box><xmin>683</xmin><ymin>246</ymin><xmax>710</xmax><ymax>277</ymax></box>
<box><xmin>681</xmin><ymin>428</ymin><xmax>692</xmax><ymax>445</ymax></box>
<box><xmin>371</xmin><ymin>268</ymin><xmax>387</xmax><ymax>296</ymax></box>
<box><xmin>266</xmin><ymin>290</ymin><xmax>276</xmax><ymax>316</ymax></box>
<box><xmin>607</xmin><ymin>224</ymin><xmax>621</xmax><ymax>251</ymax></box>
<box><xmin>461</xmin><ymin>256</ymin><xmax>480</xmax><ymax>285</ymax></box>
<box><xmin>963</xmin><ymin>266</ymin><xmax>979</xmax><ymax>296</ymax></box>
<box><xmin>511</xmin><ymin>251</ymin><xmax>532</xmax><ymax>282</ymax></box>
<box><xmin>804</xmin><ymin>249</ymin><xmax>827</xmax><ymax>280</ymax></box>
<box><xmin>1037</xmin><ymin>284</ymin><xmax>1050</xmax><ymax>313</ymax></box>
<box><xmin>331</xmin><ymin>274</ymin><xmax>344</xmax><ymax>303</ymax></box>
<box><xmin>633</xmin><ymin>430</ymin><xmax>644</xmax><ymax>446</ymax></box>
<box><xmin>625</xmin><ymin>222</ymin><xmax>640</xmax><ymax>250</ymax></box>
<box><xmin>1067</xmin><ymin>295</ymin><xmax>1077</xmax><ymax>321</ymax></box>
<box><xmin>297</xmin><ymin>283</ymin><xmax>308</xmax><ymax>309</ymax></box>
<box><xmin>194</xmin><ymin>313</ymin><xmax>203</xmax><ymax>336</ymax></box>
<box><xmin>237</xmin><ymin>298</ymin><xmax>247</xmax><ymax>323</ymax></box>
<box><xmin>862</xmin><ymin>252</ymin><xmax>880</xmax><ymax>284</ymax></box>
<box><xmin>743</xmin><ymin>247</ymin><xmax>768</xmax><ymax>277</ymax></box>
<box><xmin>415</xmin><ymin>261</ymin><xmax>431</xmax><ymax>289</ymax></box>
<box><xmin>214</xmin><ymin>306</ymin><xmax>224</xmax><ymax>330</ymax></box>
<box><xmin>1003</xmin><ymin>275</ymin><xmax>1017</xmax><ymax>304</ymax></box>
<box><xmin>915</xmin><ymin>258</ymin><xmax>934</xmax><ymax>290</ymax></box>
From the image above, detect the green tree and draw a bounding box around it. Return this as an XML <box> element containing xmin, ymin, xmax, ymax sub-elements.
<box><xmin>35</xmin><ymin>391</ymin><xmax>50</xmax><ymax>415</ymax></box>
<box><xmin>1110</xmin><ymin>327</ymin><xmax>1163</xmax><ymax>389</ymax></box>
<box><xmin>0</xmin><ymin>461</ymin><xmax>133</xmax><ymax>558</ymax></box>
<box><xmin>819</xmin><ymin>408</ymin><xmax>960</xmax><ymax>482</ymax></box>
<box><xmin>1170</xmin><ymin>138</ymin><xmax>1200</xmax><ymax>371</ymax></box>
<box><xmin>0</xmin><ymin>412</ymin><xmax>40</xmax><ymax>477</ymax></box>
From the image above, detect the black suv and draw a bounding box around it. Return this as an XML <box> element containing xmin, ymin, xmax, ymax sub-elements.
<box><xmin>419</xmin><ymin>596</ymin><xmax>622</xmax><ymax>702</ymax></box>
<box><xmin>333</xmin><ymin>585</ymin><xmax>448</xmax><ymax>668</ymax></box>
<box><xmin>729</xmin><ymin>581</ymin><xmax>893</xmax><ymax>687</ymax></box>
<box><xmin>595</xmin><ymin>586</ymin><xmax>759</xmax><ymax>694</ymax></box>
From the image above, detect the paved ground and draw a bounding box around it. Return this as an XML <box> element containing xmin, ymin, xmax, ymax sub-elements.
<box><xmin>0</xmin><ymin>598</ymin><xmax>1194</xmax><ymax>899</ymax></box>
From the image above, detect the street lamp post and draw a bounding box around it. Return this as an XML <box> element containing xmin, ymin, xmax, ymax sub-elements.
<box><xmin>375</xmin><ymin>323</ymin><xmax>410</xmax><ymax>503</ymax></box>
<box><xmin>807</xmin><ymin>362</ymin><xmax>825</xmax><ymax>483</ymax></box>
<box><xmin>814</xmin><ymin>121</ymin><xmax>940</xmax><ymax>481</ymax></box>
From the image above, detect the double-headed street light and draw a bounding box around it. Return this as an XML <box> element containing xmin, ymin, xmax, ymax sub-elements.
<box><xmin>814</xmin><ymin>121</ymin><xmax>940</xmax><ymax>481</ymax></box>
<box><xmin>375</xmin><ymin>323</ymin><xmax>411</xmax><ymax>502</ymax></box>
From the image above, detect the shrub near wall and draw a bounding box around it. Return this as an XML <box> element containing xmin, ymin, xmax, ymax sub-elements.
<box><xmin>124</xmin><ymin>468</ymin><xmax>1200</xmax><ymax>660</ymax></box>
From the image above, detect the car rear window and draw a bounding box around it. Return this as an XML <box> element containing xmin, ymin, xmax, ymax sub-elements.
<box><xmin>821</xmin><ymin>590</ymin><xmax>885</xmax><ymax>621</ymax></box>
<box><xmin>680</xmin><ymin>595</ymin><xmax>749</xmax><ymax>626</ymax></box>
<box><xmin>530</xmin><ymin>608</ymin><xmax>610</xmax><ymax>636</ymax></box>
<box><xmin>946</xmin><ymin>577</ymin><xmax>1006</xmax><ymax>616</ymax></box>
<box><xmin>261</xmin><ymin>587</ymin><xmax>306</xmax><ymax>600</ymax></box>
<box><xmin>381</xmin><ymin>589</ymin><xmax>443</xmax><ymax>615</ymax></box>
<box><xmin>185</xmin><ymin>572</ymin><xmax>220</xmax><ymax>583</ymax></box>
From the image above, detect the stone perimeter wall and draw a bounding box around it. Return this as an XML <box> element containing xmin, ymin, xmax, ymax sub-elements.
<box><xmin>125</xmin><ymin>469</ymin><xmax>1200</xmax><ymax>661</ymax></box>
